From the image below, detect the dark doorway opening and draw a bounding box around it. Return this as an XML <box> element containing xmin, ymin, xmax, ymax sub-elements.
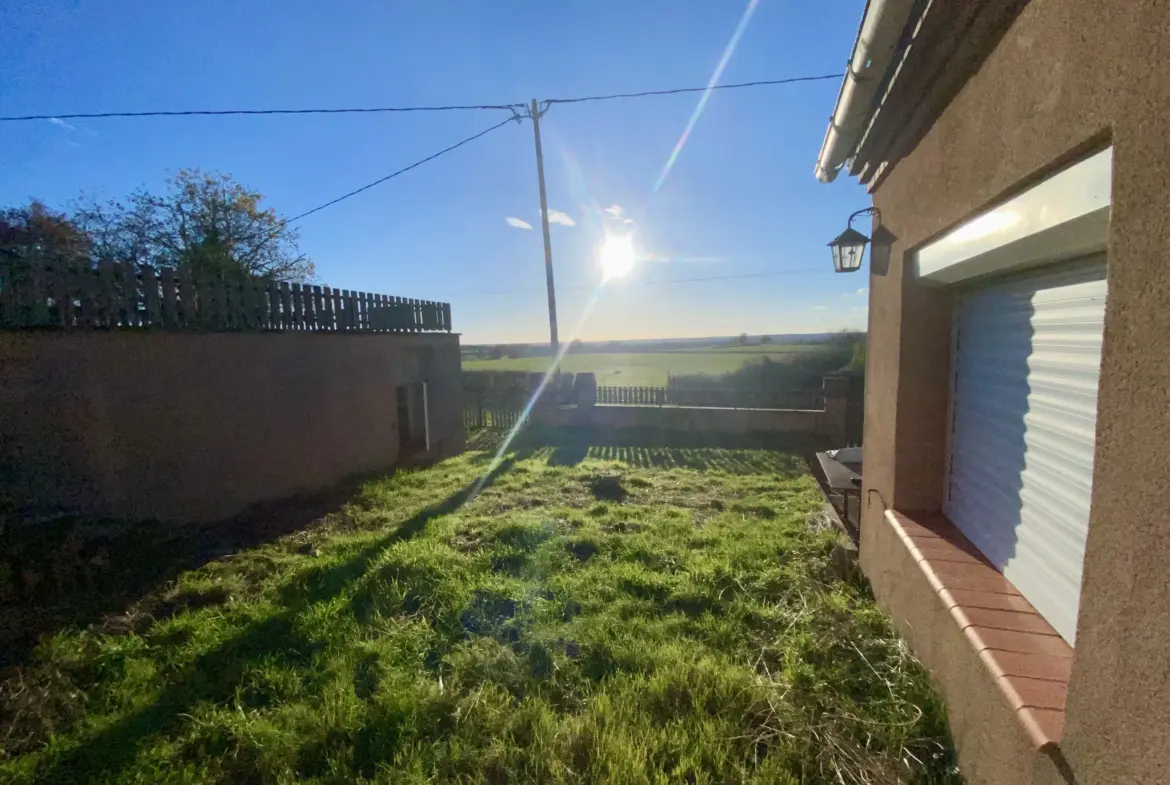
<box><xmin>396</xmin><ymin>385</ymin><xmax>412</xmax><ymax>449</ymax></box>
<box><xmin>396</xmin><ymin>382</ymin><xmax>429</xmax><ymax>458</ymax></box>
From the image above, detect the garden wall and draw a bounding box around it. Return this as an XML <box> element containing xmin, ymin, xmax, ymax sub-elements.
<box><xmin>0</xmin><ymin>331</ymin><xmax>464</xmax><ymax>523</ymax></box>
<box><xmin>533</xmin><ymin>376</ymin><xmax>849</xmax><ymax>444</ymax></box>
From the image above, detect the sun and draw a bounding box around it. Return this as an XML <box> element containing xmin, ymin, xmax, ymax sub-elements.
<box><xmin>599</xmin><ymin>234</ymin><xmax>635</xmax><ymax>281</ymax></box>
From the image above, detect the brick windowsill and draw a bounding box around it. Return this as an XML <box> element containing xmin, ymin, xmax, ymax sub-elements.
<box><xmin>885</xmin><ymin>510</ymin><xmax>1073</xmax><ymax>750</ymax></box>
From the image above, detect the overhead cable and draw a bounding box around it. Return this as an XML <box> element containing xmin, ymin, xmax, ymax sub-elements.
<box><xmin>0</xmin><ymin>74</ymin><xmax>843</xmax><ymax>123</ymax></box>
<box><xmin>0</xmin><ymin>103</ymin><xmax>524</xmax><ymax>122</ymax></box>
<box><xmin>284</xmin><ymin>116</ymin><xmax>518</xmax><ymax>224</ymax></box>
<box><xmin>542</xmin><ymin>74</ymin><xmax>843</xmax><ymax>106</ymax></box>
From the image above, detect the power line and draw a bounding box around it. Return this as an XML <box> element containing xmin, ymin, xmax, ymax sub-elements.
<box><xmin>0</xmin><ymin>74</ymin><xmax>843</xmax><ymax>123</ymax></box>
<box><xmin>542</xmin><ymin>74</ymin><xmax>843</xmax><ymax>106</ymax></box>
<box><xmin>0</xmin><ymin>103</ymin><xmax>524</xmax><ymax>123</ymax></box>
<box><xmin>284</xmin><ymin>116</ymin><xmax>518</xmax><ymax>225</ymax></box>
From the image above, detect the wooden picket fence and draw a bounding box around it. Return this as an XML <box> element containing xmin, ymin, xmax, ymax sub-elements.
<box><xmin>0</xmin><ymin>257</ymin><xmax>451</xmax><ymax>333</ymax></box>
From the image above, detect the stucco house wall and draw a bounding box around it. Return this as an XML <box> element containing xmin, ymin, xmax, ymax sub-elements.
<box><xmin>857</xmin><ymin>1</ymin><xmax>1170</xmax><ymax>782</ymax></box>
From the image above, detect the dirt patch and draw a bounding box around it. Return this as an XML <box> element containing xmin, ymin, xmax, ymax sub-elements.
<box><xmin>602</xmin><ymin>521</ymin><xmax>645</xmax><ymax>535</ymax></box>
<box><xmin>588</xmin><ymin>475</ymin><xmax>630</xmax><ymax>503</ymax></box>
<box><xmin>157</xmin><ymin>586</ymin><xmax>231</xmax><ymax>618</ymax></box>
<box><xmin>566</xmin><ymin>539</ymin><xmax>601</xmax><ymax>563</ymax></box>
<box><xmin>449</xmin><ymin>529</ymin><xmax>487</xmax><ymax>554</ymax></box>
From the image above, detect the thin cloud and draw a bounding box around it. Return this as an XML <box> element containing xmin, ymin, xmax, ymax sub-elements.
<box><xmin>603</xmin><ymin>205</ymin><xmax>624</xmax><ymax>218</ymax></box>
<box><xmin>547</xmin><ymin>209</ymin><xmax>576</xmax><ymax>227</ymax></box>
<box><xmin>809</xmin><ymin>305</ymin><xmax>828</xmax><ymax>311</ymax></box>
<box><xmin>505</xmin><ymin>217</ymin><xmax>533</xmax><ymax>230</ymax></box>
<box><xmin>47</xmin><ymin>117</ymin><xmax>78</xmax><ymax>132</ymax></box>
<box><xmin>623</xmin><ymin>218</ymin><xmax>635</xmax><ymax>224</ymax></box>
<box><xmin>844</xmin><ymin>287</ymin><xmax>868</xmax><ymax>297</ymax></box>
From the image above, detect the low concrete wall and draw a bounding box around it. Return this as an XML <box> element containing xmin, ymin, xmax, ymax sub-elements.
<box><xmin>531</xmin><ymin>375</ymin><xmax>848</xmax><ymax>444</ymax></box>
<box><xmin>0</xmin><ymin>331</ymin><xmax>463</xmax><ymax>523</ymax></box>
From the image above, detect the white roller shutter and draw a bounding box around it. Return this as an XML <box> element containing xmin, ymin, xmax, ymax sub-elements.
<box><xmin>945</xmin><ymin>257</ymin><xmax>1107</xmax><ymax>644</ymax></box>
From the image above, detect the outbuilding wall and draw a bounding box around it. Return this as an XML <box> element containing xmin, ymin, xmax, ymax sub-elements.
<box><xmin>0</xmin><ymin>331</ymin><xmax>464</xmax><ymax>523</ymax></box>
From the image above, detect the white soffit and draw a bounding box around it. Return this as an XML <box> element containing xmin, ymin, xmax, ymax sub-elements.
<box><xmin>915</xmin><ymin>147</ymin><xmax>1112</xmax><ymax>284</ymax></box>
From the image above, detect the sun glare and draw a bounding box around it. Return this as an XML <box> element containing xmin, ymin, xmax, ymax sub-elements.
<box><xmin>600</xmin><ymin>234</ymin><xmax>635</xmax><ymax>281</ymax></box>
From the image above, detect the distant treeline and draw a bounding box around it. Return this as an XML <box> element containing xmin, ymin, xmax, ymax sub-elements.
<box><xmin>669</xmin><ymin>335</ymin><xmax>864</xmax><ymax>391</ymax></box>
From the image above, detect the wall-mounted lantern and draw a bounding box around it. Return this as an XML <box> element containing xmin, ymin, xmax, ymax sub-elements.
<box><xmin>828</xmin><ymin>207</ymin><xmax>882</xmax><ymax>273</ymax></box>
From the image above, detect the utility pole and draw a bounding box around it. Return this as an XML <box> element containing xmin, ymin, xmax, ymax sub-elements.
<box><xmin>530</xmin><ymin>98</ymin><xmax>559</xmax><ymax>351</ymax></box>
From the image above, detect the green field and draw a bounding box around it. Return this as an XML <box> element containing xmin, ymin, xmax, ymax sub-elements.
<box><xmin>463</xmin><ymin>345</ymin><xmax>824</xmax><ymax>386</ymax></box>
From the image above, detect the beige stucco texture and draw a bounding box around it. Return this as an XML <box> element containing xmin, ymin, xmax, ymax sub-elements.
<box><xmin>859</xmin><ymin>1</ymin><xmax>1170</xmax><ymax>783</ymax></box>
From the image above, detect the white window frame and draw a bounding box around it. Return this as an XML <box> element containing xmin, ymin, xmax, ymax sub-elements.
<box><xmin>919</xmin><ymin>147</ymin><xmax>1113</xmax><ymax>644</ymax></box>
<box><xmin>915</xmin><ymin>147</ymin><xmax>1112</xmax><ymax>286</ymax></box>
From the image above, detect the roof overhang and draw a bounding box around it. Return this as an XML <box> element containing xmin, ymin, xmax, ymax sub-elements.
<box><xmin>815</xmin><ymin>0</ymin><xmax>1032</xmax><ymax>190</ymax></box>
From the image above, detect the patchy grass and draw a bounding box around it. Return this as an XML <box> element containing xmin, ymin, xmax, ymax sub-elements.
<box><xmin>0</xmin><ymin>436</ymin><xmax>959</xmax><ymax>784</ymax></box>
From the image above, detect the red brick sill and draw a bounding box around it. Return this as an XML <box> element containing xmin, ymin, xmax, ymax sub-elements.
<box><xmin>885</xmin><ymin>509</ymin><xmax>1073</xmax><ymax>750</ymax></box>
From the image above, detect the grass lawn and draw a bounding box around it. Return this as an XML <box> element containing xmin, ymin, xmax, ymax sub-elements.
<box><xmin>462</xmin><ymin>345</ymin><xmax>824</xmax><ymax>386</ymax></box>
<box><xmin>0</xmin><ymin>432</ymin><xmax>958</xmax><ymax>784</ymax></box>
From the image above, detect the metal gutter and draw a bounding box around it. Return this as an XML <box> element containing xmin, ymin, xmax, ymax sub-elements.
<box><xmin>814</xmin><ymin>0</ymin><xmax>919</xmax><ymax>183</ymax></box>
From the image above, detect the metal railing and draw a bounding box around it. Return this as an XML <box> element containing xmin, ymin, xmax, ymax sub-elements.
<box><xmin>596</xmin><ymin>385</ymin><xmax>824</xmax><ymax>410</ymax></box>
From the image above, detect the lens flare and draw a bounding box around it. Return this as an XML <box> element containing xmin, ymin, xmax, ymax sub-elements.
<box><xmin>653</xmin><ymin>0</ymin><xmax>760</xmax><ymax>193</ymax></box>
<box><xmin>468</xmin><ymin>287</ymin><xmax>606</xmax><ymax>500</ymax></box>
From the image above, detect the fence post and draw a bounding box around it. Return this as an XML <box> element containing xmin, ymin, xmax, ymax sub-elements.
<box><xmin>206</xmin><ymin>275</ymin><xmax>224</xmax><ymax>330</ymax></box>
<box><xmin>250</xmin><ymin>277</ymin><xmax>264</xmax><ymax>329</ymax></box>
<box><xmin>62</xmin><ymin>258</ymin><xmax>80</xmax><ymax>328</ymax></box>
<box><xmin>822</xmin><ymin>376</ymin><xmax>849</xmax><ymax>445</ymax></box>
<box><xmin>237</xmin><ymin>277</ymin><xmax>252</xmax><ymax>329</ymax></box>
<box><xmin>321</xmin><ymin>286</ymin><xmax>334</xmax><ymax>330</ymax></box>
<box><xmin>141</xmin><ymin>265</ymin><xmax>160</xmax><ymax>327</ymax></box>
<box><xmin>359</xmin><ymin>292</ymin><xmax>371</xmax><ymax>330</ymax></box>
<box><xmin>290</xmin><ymin>283</ymin><xmax>303</xmax><ymax>329</ymax></box>
<box><xmin>176</xmin><ymin>271</ymin><xmax>192</xmax><ymax>328</ymax></box>
<box><xmin>576</xmin><ymin>373</ymin><xmax>597</xmax><ymax>408</ymax></box>
<box><xmin>225</xmin><ymin>276</ymin><xmax>240</xmax><ymax>329</ymax></box>
<box><xmin>159</xmin><ymin>268</ymin><xmax>176</xmax><ymax>327</ymax></box>
<box><xmin>306</xmin><ymin>284</ymin><xmax>317</xmax><ymax>329</ymax></box>
<box><xmin>314</xmin><ymin>285</ymin><xmax>326</xmax><ymax>330</ymax></box>
<box><xmin>96</xmin><ymin>260</ymin><xmax>118</xmax><ymax>327</ymax></box>
<box><xmin>45</xmin><ymin>257</ymin><xmax>64</xmax><ymax>327</ymax></box>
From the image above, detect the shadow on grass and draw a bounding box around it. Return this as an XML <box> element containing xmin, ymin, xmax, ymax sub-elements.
<box><xmin>23</xmin><ymin>456</ymin><xmax>520</xmax><ymax>785</ymax></box>
<box><xmin>473</xmin><ymin>425</ymin><xmax>813</xmax><ymax>477</ymax></box>
<box><xmin>278</xmin><ymin>456</ymin><xmax>517</xmax><ymax>610</ymax></box>
<box><xmin>0</xmin><ymin>472</ymin><xmax>408</xmax><ymax>671</ymax></box>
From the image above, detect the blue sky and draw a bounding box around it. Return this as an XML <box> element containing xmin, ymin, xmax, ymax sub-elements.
<box><xmin>0</xmin><ymin>0</ymin><xmax>870</xmax><ymax>344</ymax></box>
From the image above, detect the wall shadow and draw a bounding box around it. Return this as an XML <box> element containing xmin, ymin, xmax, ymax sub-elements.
<box><xmin>0</xmin><ymin>464</ymin><xmax>444</xmax><ymax>670</ymax></box>
<box><xmin>17</xmin><ymin>456</ymin><xmax>520</xmax><ymax>784</ymax></box>
<box><xmin>945</xmin><ymin>284</ymin><xmax>1033</xmax><ymax>580</ymax></box>
<box><xmin>484</xmin><ymin>425</ymin><xmax>815</xmax><ymax>477</ymax></box>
